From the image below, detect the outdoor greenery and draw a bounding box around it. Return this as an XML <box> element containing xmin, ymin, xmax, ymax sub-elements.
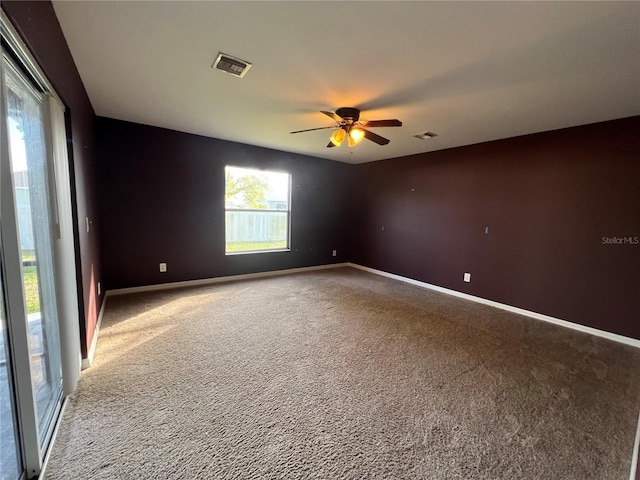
<box><xmin>225</xmin><ymin>170</ymin><xmax>268</xmax><ymax>209</ymax></box>
<box><xmin>23</xmin><ymin>266</ymin><xmax>40</xmax><ymax>314</ymax></box>
<box><xmin>226</xmin><ymin>241</ymin><xmax>287</xmax><ymax>253</ymax></box>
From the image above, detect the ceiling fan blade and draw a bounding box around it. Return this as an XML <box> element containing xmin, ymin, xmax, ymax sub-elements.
<box><xmin>363</xmin><ymin>128</ymin><xmax>391</xmax><ymax>145</ymax></box>
<box><xmin>290</xmin><ymin>126</ymin><xmax>337</xmax><ymax>134</ymax></box>
<box><xmin>321</xmin><ymin>111</ymin><xmax>343</xmax><ymax>122</ymax></box>
<box><xmin>326</xmin><ymin>142</ymin><xmax>336</xmax><ymax>148</ymax></box>
<box><xmin>361</xmin><ymin>119</ymin><xmax>402</xmax><ymax>128</ymax></box>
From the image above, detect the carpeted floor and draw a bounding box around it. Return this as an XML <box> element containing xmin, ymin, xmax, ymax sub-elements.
<box><xmin>44</xmin><ymin>267</ymin><xmax>640</xmax><ymax>479</ymax></box>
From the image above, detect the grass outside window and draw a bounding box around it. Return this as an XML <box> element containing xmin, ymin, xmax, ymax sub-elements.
<box><xmin>226</xmin><ymin>241</ymin><xmax>287</xmax><ymax>253</ymax></box>
<box><xmin>23</xmin><ymin>265</ymin><xmax>40</xmax><ymax>315</ymax></box>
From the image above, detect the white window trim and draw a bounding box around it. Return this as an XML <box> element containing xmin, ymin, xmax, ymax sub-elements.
<box><xmin>224</xmin><ymin>166</ymin><xmax>292</xmax><ymax>255</ymax></box>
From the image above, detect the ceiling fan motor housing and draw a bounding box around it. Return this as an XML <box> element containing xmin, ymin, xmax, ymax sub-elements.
<box><xmin>335</xmin><ymin>107</ymin><xmax>360</xmax><ymax>122</ymax></box>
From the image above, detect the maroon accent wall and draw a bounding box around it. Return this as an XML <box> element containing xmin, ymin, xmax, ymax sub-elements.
<box><xmin>352</xmin><ymin>117</ymin><xmax>640</xmax><ymax>339</ymax></box>
<box><xmin>96</xmin><ymin>118</ymin><xmax>352</xmax><ymax>289</ymax></box>
<box><xmin>3</xmin><ymin>1</ymin><xmax>103</xmax><ymax>357</ymax></box>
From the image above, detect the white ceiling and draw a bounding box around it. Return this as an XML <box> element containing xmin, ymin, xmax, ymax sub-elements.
<box><xmin>52</xmin><ymin>1</ymin><xmax>640</xmax><ymax>164</ymax></box>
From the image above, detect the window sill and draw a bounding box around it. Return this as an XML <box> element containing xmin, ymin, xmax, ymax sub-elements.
<box><xmin>225</xmin><ymin>248</ymin><xmax>291</xmax><ymax>256</ymax></box>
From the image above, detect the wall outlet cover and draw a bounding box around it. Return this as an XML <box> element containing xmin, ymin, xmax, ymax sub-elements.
<box><xmin>464</xmin><ymin>273</ymin><xmax>471</xmax><ymax>282</ymax></box>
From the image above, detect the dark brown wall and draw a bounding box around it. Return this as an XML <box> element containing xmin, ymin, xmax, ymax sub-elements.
<box><xmin>352</xmin><ymin>117</ymin><xmax>640</xmax><ymax>339</ymax></box>
<box><xmin>96</xmin><ymin>118</ymin><xmax>352</xmax><ymax>289</ymax></box>
<box><xmin>3</xmin><ymin>1</ymin><xmax>103</xmax><ymax>357</ymax></box>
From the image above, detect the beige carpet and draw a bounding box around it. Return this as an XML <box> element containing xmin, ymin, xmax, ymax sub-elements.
<box><xmin>44</xmin><ymin>267</ymin><xmax>640</xmax><ymax>479</ymax></box>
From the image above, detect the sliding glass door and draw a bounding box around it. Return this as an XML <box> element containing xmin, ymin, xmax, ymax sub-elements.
<box><xmin>1</xmin><ymin>48</ymin><xmax>64</xmax><ymax>478</ymax></box>
<box><xmin>3</xmin><ymin>57</ymin><xmax>63</xmax><ymax>444</ymax></box>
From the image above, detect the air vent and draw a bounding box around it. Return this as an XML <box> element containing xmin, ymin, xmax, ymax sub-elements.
<box><xmin>414</xmin><ymin>131</ymin><xmax>437</xmax><ymax>140</ymax></box>
<box><xmin>212</xmin><ymin>52</ymin><xmax>252</xmax><ymax>78</ymax></box>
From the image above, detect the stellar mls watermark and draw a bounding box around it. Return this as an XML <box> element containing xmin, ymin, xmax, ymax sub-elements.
<box><xmin>602</xmin><ymin>236</ymin><xmax>639</xmax><ymax>245</ymax></box>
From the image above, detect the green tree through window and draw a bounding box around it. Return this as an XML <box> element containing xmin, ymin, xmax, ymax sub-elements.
<box><xmin>225</xmin><ymin>170</ymin><xmax>269</xmax><ymax>209</ymax></box>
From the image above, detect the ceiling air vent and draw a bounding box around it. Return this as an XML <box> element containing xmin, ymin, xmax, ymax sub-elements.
<box><xmin>212</xmin><ymin>52</ymin><xmax>252</xmax><ymax>78</ymax></box>
<box><xmin>414</xmin><ymin>131</ymin><xmax>437</xmax><ymax>140</ymax></box>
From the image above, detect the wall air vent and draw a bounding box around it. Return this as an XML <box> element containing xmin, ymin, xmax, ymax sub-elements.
<box><xmin>414</xmin><ymin>131</ymin><xmax>438</xmax><ymax>140</ymax></box>
<box><xmin>212</xmin><ymin>52</ymin><xmax>252</xmax><ymax>78</ymax></box>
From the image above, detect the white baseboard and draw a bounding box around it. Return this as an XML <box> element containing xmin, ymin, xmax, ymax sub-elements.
<box><xmin>631</xmin><ymin>411</ymin><xmax>640</xmax><ymax>480</ymax></box>
<box><xmin>347</xmin><ymin>263</ymin><xmax>640</xmax><ymax>349</ymax></box>
<box><xmin>81</xmin><ymin>293</ymin><xmax>108</xmax><ymax>370</ymax></box>
<box><xmin>83</xmin><ymin>261</ymin><xmax>638</xmax><ymax>372</ymax></box>
<box><xmin>107</xmin><ymin>263</ymin><xmax>349</xmax><ymax>297</ymax></box>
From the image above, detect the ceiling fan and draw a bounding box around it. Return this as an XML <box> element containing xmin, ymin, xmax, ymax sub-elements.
<box><xmin>290</xmin><ymin>107</ymin><xmax>402</xmax><ymax>148</ymax></box>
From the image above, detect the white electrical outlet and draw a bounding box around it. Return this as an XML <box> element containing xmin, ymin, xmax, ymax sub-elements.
<box><xmin>85</xmin><ymin>217</ymin><xmax>90</xmax><ymax>233</ymax></box>
<box><xmin>464</xmin><ymin>273</ymin><xmax>471</xmax><ymax>282</ymax></box>
<box><xmin>332</xmin><ymin>250</ymin><xmax>337</xmax><ymax>257</ymax></box>
<box><xmin>159</xmin><ymin>263</ymin><xmax>167</xmax><ymax>273</ymax></box>
<box><xmin>97</xmin><ymin>281</ymin><xmax>101</xmax><ymax>296</ymax></box>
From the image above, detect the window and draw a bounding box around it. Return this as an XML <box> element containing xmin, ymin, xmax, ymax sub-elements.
<box><xmin>225</xmin><ymin>166</ymin><xmax>291</xmax><ymax>254</ymax></box>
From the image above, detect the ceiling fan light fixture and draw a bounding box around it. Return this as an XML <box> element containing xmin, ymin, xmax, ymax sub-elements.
<box><xmin>330</xmin><ymin>128</ymin><xmax>346</xmax><ymax>146</ymax></box>
<box><xmin>349</xmin><ymin>127</ymin><xmax>365</xmax><ymax>146</ymax></box>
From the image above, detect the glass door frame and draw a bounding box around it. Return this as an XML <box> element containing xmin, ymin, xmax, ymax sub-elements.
<box><xmin>1</xmin><ymin>51</ymin><xmax>63</xmax><ymax>480</ymax></box>
<box><xmin>1</xmin><ymin>9</ymin><xmax>82</xmax><ymax>479</ymax></box>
